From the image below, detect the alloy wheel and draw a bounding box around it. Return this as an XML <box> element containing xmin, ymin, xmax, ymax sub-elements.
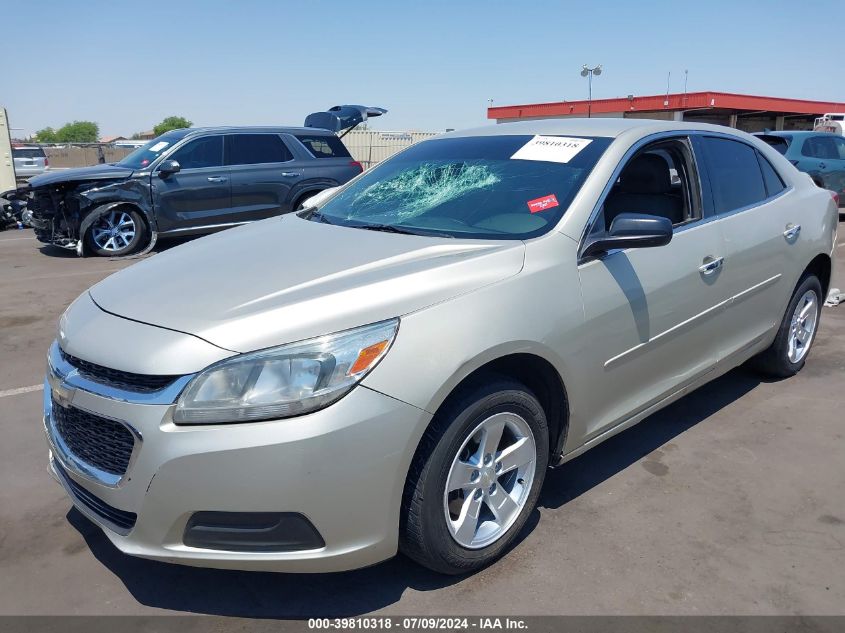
<box><xmin>443</xmin><ymin>411</ymin><xmax>537</xmax><ymax>549</ymax></box>
<box><xmin>90</xmin><ymin>211</ymin><xmax>136</xmax><ymax>252</ymax></box>
<box><xmin>787</xmin><ymin>289</ymin><xmax>819</xmax><ymax>363</ymax></box>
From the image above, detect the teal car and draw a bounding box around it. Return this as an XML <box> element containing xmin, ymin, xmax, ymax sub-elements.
<box><xmin>756</xmin><ymin>131</ymin><xmax>845</xmax><ymax>207</ymax></box>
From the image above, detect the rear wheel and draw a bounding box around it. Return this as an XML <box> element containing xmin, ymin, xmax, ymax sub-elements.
<box><xmin>293</xmin><ymin>191</ymin><xmax>320</xmax><ymax>211</ymax></box>
<box><xmin>751</xmin><ymin>274</ymin><xmax>822</xmax><ymax>377</ymax></box>
<box><xmin>85</xmin><ymin>208</ymin><xmax>146</xmax><ymax>257</ymax></box>
<box><xmin>400</xmin><ymin>378</ymin><xmax>548</xmax><ymax>574</ymax></box>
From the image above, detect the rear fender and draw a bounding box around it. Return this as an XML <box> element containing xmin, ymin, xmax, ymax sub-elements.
<box><xmin>289</xmin><ymin>179</ymin><xmax>340</xmax><ymax>208</ymax></box>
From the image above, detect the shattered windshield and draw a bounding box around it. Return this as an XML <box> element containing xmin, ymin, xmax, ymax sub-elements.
<box><xmin>117</xmin><ymin>129</ymin><xmax>191</xmax><ymax>169</ymax></box>
<box><xmin>311</xmin><ymin>134</ymin><xmax>612</xmax><ymax>239</ymax></box>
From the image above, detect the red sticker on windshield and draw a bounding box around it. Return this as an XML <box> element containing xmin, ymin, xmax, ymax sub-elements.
<box><xmin>527</xmin><ymin>194</ymin><xmax>559</xmax><ymax>213</ymax></box>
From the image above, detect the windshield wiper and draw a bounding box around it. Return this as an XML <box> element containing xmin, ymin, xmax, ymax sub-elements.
<box><xmin>302</xmin><ymin>209</ymin><xmax>335</xmax><ymax>225</ymax></box>
<box><xmin>351</xmin><ymin>223</ymin><xmax>454</xmax><ymax>238</ymax></box>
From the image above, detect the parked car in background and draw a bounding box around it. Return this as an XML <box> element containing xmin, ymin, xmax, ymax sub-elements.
<box><xmin>44</xmin><ymin>119</ymin><xmax>837</xmax><ymax>574</ymax></box>
<box><xmin>12</xmin><ymin>145</ymin><xmax>48</xmax><ymax>181</ymax></box>
<box><xmin>755</xmin><ymin>131</ymin><xmax>845</xmax><ymax>207</ymax></box>
<box><xmin>22</xmin><ymin>105</ymin><xmax>384</xmax><ymax>256</ymax></box>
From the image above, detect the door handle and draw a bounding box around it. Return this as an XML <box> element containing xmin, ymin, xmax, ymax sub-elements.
<box><xmin>783</xmin><ymin>224</ymin><xmax>801</xmax><ymax>240</ymax></box>
<box><xmin>280</xmin><ymin>172</ymin><xmax>301</xmax><ymax>177</ymax></box>
<box><xmin>698</xmin><ymin>256</ymin><xmax>724</xmax><ymax>275</ymax></box>
<box><xmin>818</xmin><ymin>162</ymin><xmax>827</xmax><ymax>169</ymax></box>
<box><xmin>207</xmin><ymin>176</ymin><xmax>227</xmax><ymax>183</ymax></box>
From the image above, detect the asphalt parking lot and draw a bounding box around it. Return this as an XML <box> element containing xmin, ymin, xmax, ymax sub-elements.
<box><xmin>0</xmin><ymin>227</ymin><xmax>843</xmax><ymax>618</ymax></box>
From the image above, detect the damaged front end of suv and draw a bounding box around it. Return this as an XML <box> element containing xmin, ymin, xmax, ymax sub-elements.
<box><xmin>23</xmin><ymin>165</ymin><xmax>154</xmax><ymax>257</ymax></box>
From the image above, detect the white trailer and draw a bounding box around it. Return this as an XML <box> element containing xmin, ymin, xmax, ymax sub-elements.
<box><xmin>0</xmin><ymin>108</ymin><xmax>16</xmax><ymax>194</ymax></box>
<box><xmin>814</xmin><ymin>113</ymin><xmax>845</xmax><ymax>135</ymax></box>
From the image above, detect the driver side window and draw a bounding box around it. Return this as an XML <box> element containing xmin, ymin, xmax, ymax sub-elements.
<box><xmin>596</xmin><ymin>137</ymin><xmax>701</xmax><ymax>233</ymax></box>
<box><xmin>168</xmin><ymin>136</ymin><xmax>224</xmax><ymax>170</ymax></box>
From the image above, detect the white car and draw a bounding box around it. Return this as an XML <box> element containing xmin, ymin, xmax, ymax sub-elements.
<box><xmin>45</xmin><ymin>118</ymin><xmax>838</xmax><ymax>574</ymax></box>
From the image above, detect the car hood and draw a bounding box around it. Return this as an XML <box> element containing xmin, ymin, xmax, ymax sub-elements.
<box><xmin>89</xmin><ymin>215</ymin><xmax>525</xmax><ymax>353</ymax></box>
<box><xmin>27</xmin><ymin>164</ymin><xmax>134</xmax><ymax>188</ymax></box>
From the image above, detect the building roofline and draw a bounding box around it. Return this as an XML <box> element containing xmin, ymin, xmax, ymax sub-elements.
<box><xmin>488</xmin><ymin>91</ymin><xmax>845</xmax><ymax>120</ymax></box>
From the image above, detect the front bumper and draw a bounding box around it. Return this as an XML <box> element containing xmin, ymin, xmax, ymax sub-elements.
<box><xmin>44</xmin><ymin>353</ymin><xmax>431</xmax><ymax>572</ymax></box>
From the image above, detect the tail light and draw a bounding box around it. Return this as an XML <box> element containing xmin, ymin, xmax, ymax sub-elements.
<box><xmin>350</xmin><ymin>160</ymin><xmax>363</xmax><ymax>173</ymax></box>
<box><xmin>830</xmin><ymin>190</ymin><xmax>839</xmax><ymax>206</ymax></box>
<box><xmin>44</xmin><ymin>157</ymin><xmax>49</xmax><ymax>167</ymax></box>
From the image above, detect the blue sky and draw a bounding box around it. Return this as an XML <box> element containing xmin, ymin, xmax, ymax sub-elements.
<box><xmin>5</xmin><ymin>0</ymin><xmax>844</xmax><ymax>137</ymax></box>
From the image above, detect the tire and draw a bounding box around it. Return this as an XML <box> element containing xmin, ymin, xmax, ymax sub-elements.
<box><xmin>85</xmin><ymin>207</ymin><xmax>147</xmax><ymax>257</ymax></box>
<box><xmin>400</xmin><ymin>377</ymin><xmax>549</xmax><ymax>575</ymax></box>
<box><xmin>293</xmin><ymin>191</ymin><xmax>320</xmax><ymax>212</ymax></box>
<box><xmin>750</xmin><ymin>274</ymin><xmax>823</xmax><ymax>378</ymax></box>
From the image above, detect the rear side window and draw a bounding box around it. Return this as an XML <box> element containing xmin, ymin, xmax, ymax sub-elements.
<box><xmin>12</xmin><ymin>148</ymin><xmax>46</xmax><ymax>159</ymax></box>
<box><xmin>700</xmin><ymin>137</ymin><xmax>767</xmax><ymax>214</ymax></box>
<box><xmin>833</xmin><ymin>136</ymin><xmax>845</xmax><ymax>159</ymax></box>
<box><xmin>169</xmin><ymin>136</ymin><xmax>223</xmax><ymax>169</ymax></box>
<box><xmin>755</xmin><ymin>135</ymin><xmax>790</xmax><ymax>155</ymax></box>
<box><xmin>801</xmin><ymin>136</ymin><xmax>840</xmax><ymax>159</ymax></box>
<box><xmin>225</xmin><ymin>134</ymin><xmax>293</xmax><ymax>165</ymax></box>
<box><xmin>294</xmin><ymin>134</ymin><xmax>351</xmax><ymax>159</ymax></box>
<box><xmin>757</xmin><ymin>153</ymin><xmax>786</xmax><ymax>197</ymax></box>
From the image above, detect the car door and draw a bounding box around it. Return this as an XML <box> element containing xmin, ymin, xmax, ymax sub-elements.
<box><xmin>576</xmin><ymin>135</ymin><xmax>730</xmax><ymax>438</ymax></box>
<box><xmin>826</xmin><ymin>135</ymin><xmax>845</xmax><ymax>200</ymax></box>
<box><xmin>799</xmin><ymin>135</ymin><xmax>843</xmax><ymax>191</ymax></box>
<box><xmin>695</xmin><ymin>135</ymin><xmax>794</xmax><ymax>361</ymax></box>
<box><xmin>152</xmin><ymin>135</ymin><xmax>231</xmax><ymax>232</ymax></box>
<box><xmin>226</xmin><ymin>133</ymin><xmax>299</xmax><ymax>220</ymax></box>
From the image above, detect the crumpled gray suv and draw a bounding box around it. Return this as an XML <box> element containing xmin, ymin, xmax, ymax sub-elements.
<box><xmin>44</xmin><ymin>118</ymin><xmax>838</xmax><ymax>574</ymax></box>
<box><xmin>24</xmin><ymin>105</ymin><xmax>384</xmax><ymax>256</ymax></box>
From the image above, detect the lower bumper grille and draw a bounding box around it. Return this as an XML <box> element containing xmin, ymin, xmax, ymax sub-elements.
<box><xmin>51</xmin><ymin>400</ymin><xmax>135</xmax><ymax>476</ymax></box>
<box><xmin>54</xmin><ymin>459</ymin><xmax>137</xmax><ymax>531</ymax></box>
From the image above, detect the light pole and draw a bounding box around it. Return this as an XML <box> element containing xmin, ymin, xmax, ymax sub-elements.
<box><xmin>580</xmin><ymin>64</ymin><xmax>602</xmax><ymax>118</ymax></box>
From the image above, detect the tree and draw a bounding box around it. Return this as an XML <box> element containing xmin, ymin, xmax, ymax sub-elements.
<box><xmin>153</xmin><ymin>116</ymin><xmax>193</xmax><ymax>136</ymax></box>
<box><xmin>34</xmin><ymin>127</ymin><xmax>58</xmax><ymax>142</ymax></box>
<box><xmin>33</xmin><ymin>120</ymin><xmax>100</xmax><ymax>143</ymax></box>
<box><xmin>55</xmin><ymin>121</ymin><xmax>99</xmax><ymax>143</ymax></box>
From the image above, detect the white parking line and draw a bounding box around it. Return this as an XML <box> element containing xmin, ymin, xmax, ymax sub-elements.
<box><xmin>0</xmin><ymin>384</ymin><xmax>43</xmax><ymax>398</ymax></box>
<box><xmin>1</xmin><ymin>236</ymin><xmax>36</xmax><ymax>241</ymax></box>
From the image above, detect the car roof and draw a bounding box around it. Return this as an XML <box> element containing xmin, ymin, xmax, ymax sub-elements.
<box><xmin>441</xmin><ymin>117</ymin><xmax>753</xmax><ymax>141</ymax></box>
<box><xmin>755</xmin><ymin>130</ymin><xmax>819</xmax><ymax>137</ymax></box>
<box><xmin>181</xmin><ymin>126</ymin><xmax>336</xmax><ymax>136</ymax></box>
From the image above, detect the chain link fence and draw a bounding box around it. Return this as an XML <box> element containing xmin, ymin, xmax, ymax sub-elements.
<box><xmin>37</xmin><ymin>130</ymin><xmax>438</xmax><ymax>170</ymax></box>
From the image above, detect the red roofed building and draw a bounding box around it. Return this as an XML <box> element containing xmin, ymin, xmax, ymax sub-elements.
<box><xmin>488</xmin><ymin>91</ymin><xmax>845</xmax><ymax>132</ymax></box>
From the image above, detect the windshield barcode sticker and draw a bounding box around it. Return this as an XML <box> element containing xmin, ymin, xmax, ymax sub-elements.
<box><xmin>511</xmin><ymin>136</ymin><xmax>592</xmax><ymax>164</ymax></box>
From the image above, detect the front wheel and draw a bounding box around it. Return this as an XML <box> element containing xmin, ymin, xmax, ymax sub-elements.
<box><xmin>750</xmin><ymin>274</ymin><xmax>822</xmax><ymax>377</ymax></box>
<box><xmin>85</xmin><ymin>208</ymin><xmax>147</xmax><ymax>257</ymax></box>
<box><xmin>400</xmin><ymin>378</ymin><xmax>549</xmax><ymax>574</ymax></box>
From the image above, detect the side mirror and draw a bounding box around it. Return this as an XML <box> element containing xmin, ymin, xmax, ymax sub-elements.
<box><xmin>157</xmin><ymin>159</ymin><xmax>181</xmax><ymax>177</ymax></box>
<box><xmin>582</xmin><ymin>213</ymin><xmax>673</xmax><ymax>258</ymax></box>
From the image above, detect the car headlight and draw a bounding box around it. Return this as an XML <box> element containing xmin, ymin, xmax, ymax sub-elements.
<box><xmin>173</xmin><ymin>319</ymin><xmax>399</xmax><ymax>424</ymax></box>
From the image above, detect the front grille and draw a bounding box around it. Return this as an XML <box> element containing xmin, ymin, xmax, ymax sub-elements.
<box><xmin>60</xmin><ymin>347</ymin><xmax>178</xmax><ymax>393</ymax></box>
<box><xmin>54</xmin><ymin>460</ymin><xmax>137</xmax><ymax>531</ymax></box>
<box><xmin>51</xmin><ymin>400</ymin><xmax>135</xmax><ymax>476</ymax></box>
